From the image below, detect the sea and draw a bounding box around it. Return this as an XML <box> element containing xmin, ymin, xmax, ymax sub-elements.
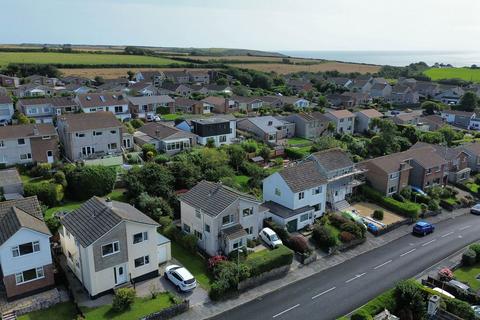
<box><xmin>279</xmin><ymin>50</ymin><xmax>480</xmax><ymax>67</ymax></box>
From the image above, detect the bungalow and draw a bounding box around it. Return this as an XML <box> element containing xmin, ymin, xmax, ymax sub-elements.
<box><xmin>229</xmin><ymin>96</ymin><xmax>264</xmax><ymax>112</ymax></box>
<box><xmin>440</xmin><ymin>110</ymin><xmax>475</xmax><ymax>129</ymax></box>
<box><xmin>25</xmin><ymin>75</ymin><xmax>60</xmax><ymax>87</ymax></box>
<box><xmin>60</xmin><ymin>197</ymin><xmax>160</xmax><ymax>298</ymax></box>
<box><xmin>172</xmin><ymin>97</ymin><xmax>210</xmax><ymax>114</ymax></box>
<box><xmin>278</xmin><ymin>96</ymin><xmax>310</xmax><ymax>109</ymax></box>
<box><xmin>127</xmin><ymin>81</ymin><xmax>157</xmax><ymax>96</ymax></box>
<box><xmin>354</xmin><ymin>108</ymin><xmax>383</xmax><ymax>133</ymax></box>
<box><xmin>263</xmin><ymin>161</ymin><xmax>327</xmax><ymax>232</ymax></box>
<box><xmin>18</xmin><ymin>97</ymin><xmax>78</xmax><ymax>124</ymax></box>
<box><xmin>14</xmin><ymin>84</ymin><xmax>56</xmax><ymax>98</ymax></box>
<box><xmin>286</xmin><ymin>79</ymin><xmax>314</xmax><ymax>93</ymax></box>
<box><xmin>0</xmin><ymin>95</ymin><xmax>14</xmax><ymax>123</ymax></box>
<box><xmin>435</xmin><ymin>86</ymin><xmax>464</xmax><ymax>105</ymax></box>
<box><xmin>237</xmin><ymin>116</ymin><xmax>295</xmax><ymax>144</ymax></box>
<box><xmin>392</xmin><ymin>112</ymin><xmax>420</xmax><ymax>126</ymax></box>
<box><xmin>258</xmin><ymin>96</ymin><xmax>284</xmax><ymax>109</ymax></box>
<box><xmin>0</xmin><ymin>197</ymin><xmax>54</xmax><ymax>300</ymax></box>
<box><xmin>180</xmin><ymin>180</ymin><xmax>264</xmax><ymax>256</ymax></box>
<box><xmin>202</xmin><ymin>96</ymin><xmax>227</xmax><ymax>113</ymax></box>
<box><xmin>326</xmin><ymin>93</ymin><xmax>354</xmax><ymax>109</ymax></box>
<box><xmin>326</xmin><ymin>77</ymin><xmax>353</xmax><ymax>89</ymax></box>
<box><xmin>325</xmin><ymin>110</ymin><xmax>355</xmax><ymax>134</ymax></box>
<box><xmin>158</xmin><ymin>83</ymin><xmax>193</xmax><ymax>97</ymax></box>
<box><xmin>127</xmin><ymin>95</ymin><xmax>174</xmax><ymax>120</ymax></box>
<box><xmin>75</xmin><ymin>93</ymin><xmax>131</xmax><ymax>122</ymax></box>
<box><xmin>135</xmin><ymin>122</ymin><xmax>197</xmax><ymax>155</ymax></box>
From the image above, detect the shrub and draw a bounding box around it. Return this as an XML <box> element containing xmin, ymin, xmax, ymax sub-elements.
<box><xmin>340</xmin><ymin>231</ymin><xmax>355</xmax><ymax>243</ymax></box>
<box><xmin>245</xmin><ymin>245</ymin><xmax>293</xmax><ymax>277</ymax></box>
<box><xmin>284</xmin><ymin>147</ymin><xmax>307</xmax><ymax>160</ymax></box>
<box><xmin>362</xmin><ymin>186</ymin><xmax>420</xmax><ymax>219</ymax></box>
<box><xmin>287</xmin><ymin>235</ymin><xmax>309</xmax><ymax>253</ymax></box>
<box><xmin>438</xmin><ymin>268</ymin><xmax>454</xmax><ymax>281</ymax></box>
<box><xmin>462</xmin><ymin>249</ymin><xmax>477</xmax><ymax>266</ymax></box>
<box><xmin>163</xmin><ymin>224</ymin><xmax>181</xmax><ymax>241</ymax></box>
<box><xmin>53</xmin><ymin>171</ymin><xmax>67</xmax><ymax>187</ymax></box>
<box><xmin>141</xmin><ymin>143</ymin><xmax>157</xmax><ymax>159</ymax></box>
<box><xmin>392</xmin><ymin>193</ymin><xmax>405</xmax><ymax>202</ymax></box>
<box><xmin>112</xmin><ymin>287</ymin><xmax>135</xmax><ymax>312</ymax></box>
<box><xmin>373</xmin><ymin>210</ymin><xmax>384</xmax><ymax>220</ymax></box>
<box><xmin>154</xmin><ymin>154</ymin><xmax>170</xmax><ymax>165</ymax></box>
<box><xmin>329</xmin><ymin>214</ymin><xmax>350</xmax><ymax>229</ymax></box>
<box><xmin>445</xmin><ymin>299</ymin><xmax>476</xmax><ymax>320</ymax></box>
<box><xmin>180</xmin><ymin>234</ymin><xmax>198</xmax><ymax>253</ymax></box>
<box><xmin>45</xmin><ymin>217</ymin><xmax>61</xmax><ymax>234</ymax></box>
<box><xmin>130</xmin><ymin>118</ymin><xmax>144</xmax><ymax>129</ymax></box>
<box><xmin>351</xmin><ymin>309</ymin><xmax>373</xmax><ymax>320</ymax></box>
<box><xmin>394</xmin><ymin>279</ymin><xmax>426</xmax><ymax>319</ymax></box>
<box><xmin>208</xmin><ymin>255</ymin><xmax>227</xmax><ymax>271</ymax></box>
<box><xmin>158</xmin><ymin>216</ymin><xmax>173</xmax><ymax>231</ymax></box>
<box><xmin>24</xmin><ymin>182</ymin><xmax>64</xmax><ymax>207</ymax></box>
<box><xmin>340</xmin><ymin>222</ymin><xmax>365</xmax><ymax>239</ymax></box>
<box><xmin>209</xmin><ymin>279</ymin><xmax>231</xmax><ymax>301</ymax></box>
<box><xmin>312</xmin><ymin>225</ymin><xmax>337</xmax><ymax>250</ymax></box>
<box><xmin>29</xmin><ymin>163</ymin><xmax>52</xmax><ymax>178</ymax></box>
<box><xmin>427</xmin><ymin>200</ymin><xmax>439</xmax><ymax>211</ymax></box>
<box><xmin>66</xmin><ymin>166</ymin><xmax>116</xmax><ymax>200</ymax></box>
<box><xmin>469</xmin><ymin>243</ymin><xmax>480</xmax><ymax>262</ymax></box>
<box><xmin>400</xmin><ymin>187</ymin><xmax>412</xmax><ymax>201</ymax></box>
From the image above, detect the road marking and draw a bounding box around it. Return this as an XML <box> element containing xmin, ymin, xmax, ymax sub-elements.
<box><xmin>400</xmin><ymin>248</ymin><xmax>416</xmax><ymax>257</ymax></box>
<box><xmin>311</xmin><ymin>287</ymin><xmax>336</xmax><ymax>300</ymax></box>
<box><xmin>422</xmin><ymin>239</ymin><xmax>436</xmax><ymax>247</ymax></box>
<box><xmin>441</xmin><ymin>231</ymin><xmax>454</xmax><ymax>238</ymax></box>
<box><xmin>374</xmin><ymin>260</ymin><xmax>392</xmax><ymax>270</ymax></box>
<box><xmin>272</xmin><ymin>304</ymin><xmax>300</xmax><ymax>318</ymax></box>
<box><xmin>345</xmin><ymin>272</ymin><xmax>366</xmax><ymax>283</ymax></box>
<box><xmin>459</xmin><ymin>225</ymin><xmax>472</xmax><ymax>231</ymax></box>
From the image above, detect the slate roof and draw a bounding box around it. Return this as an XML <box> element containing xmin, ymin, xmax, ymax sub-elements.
<box><xmin>0</xmin><ymin>196</ymin><xmax>50</xmax><ymax>245</ymax></box>
<box><xmin>58</xmin><ymin>111</ymin><xmax>122</xmax><ymax>132</ymax></box>
<box><xmin>309</xmin><ymin>148</ymin><xmax>354</xmax><ymax>172</ymax></box>
<box><xmin>18</xmin><ymin>97</ymin><xmax>77</xmax><ymax>107</ymax></box>
<box><xmin>127</xmin><ymin>95</ymin><xmax>174</xmax><ymax>106</ymax></box>
<box><xmin>357</xmin><ymin>108</ymin><xmax>383</xmax><ymax>118</ymax></box>
<box><xmin>410</xmin><ymin>142</ymin><xmax>465</xmax><ymax>161</ymax></box>
<box><xmin>262</xmin><ymin>201</ymin><xmax>313</xmax><ymax>219</ymax></box>
<box><xmin>244</xmin><ymin>116</ymin><xmax>288</xmax><ymax>134</ymax></box>
<box><xmin>180</xmin><ymin>180</ymin><xmax>259</xmax><ymax>217</ymax></box>
<box><xmin>202</xmin><ymin>96</ymin><xmax>226</xmax><ymax>106</ymax></box>
<box><xmin>278</xmin><ymin>161</ymin><xmax>327</xmax><ymax>193</ymax></box>
<box><xmin>0</xmin><ymin>123</ymin><xmax>57</xmax><ymax>140</ymax></box>
<box><xmin>138</xmin><ymin>122</ymin><xmax>196</xmax><ymax>140</ymax></box>
<box><xmin>0</xmin><ymin>169</ymin><xmax>22</xmax><ymax>187</ymax></box>
<box><xmin>327</xmin><ymin>109</ymin><xmax>355</xmax><ymax>119</ymax></box>
<box><xmin>294</xmin><ymin>112</ymin><xmax>330</xmax><ymax>122</ymax></box>
<box><xmin>61</xmin><ymin>197</ymin><xmax>158</xmax><ymax>247</ymax></box>
<box><xmin>462</xmin><ymin>142</ymin><xmax>480</xmax><ymax>156</ymax></box>
<box><xmin>77</xmin><ymin>92</ymin><xmax>128</xmax><ymax>108</ymax></box>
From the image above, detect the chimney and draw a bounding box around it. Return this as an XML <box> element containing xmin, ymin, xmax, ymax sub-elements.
<box><xmin>105</xmin><ymin>197</ymin><xmax>113</xmax><ymax>208</ymax></box>
<box><xmin>33</xmin><ymin>125</ymin><xmax>39</xmax><ymax>136</ymax></box>
<box><xmin>427</xmin><ymin>295</ymin><xmax>440</xmax><ymax>316</ymax></box>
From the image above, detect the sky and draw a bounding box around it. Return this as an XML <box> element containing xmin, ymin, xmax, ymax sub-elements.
<box><xmin>2</xmin><ymin>0</ymin><xmax>480</xmax><ymax>52</ymax></box>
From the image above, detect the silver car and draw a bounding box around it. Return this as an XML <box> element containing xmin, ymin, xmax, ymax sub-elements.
<box><xmin>471</xmin><ymin>204</ymin><xmax>480</xmax><ymax>215</ymax></box>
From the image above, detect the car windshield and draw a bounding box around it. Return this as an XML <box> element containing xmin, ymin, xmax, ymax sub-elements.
<box><xmin>184</xmin><ymin>278</ymin><xmax>195</xmax><ymax>284</ymax></box>
<box><xmin>270</xmin><ymin>234</ymin><xmax>279</xmax><ymax>241</ymax></box>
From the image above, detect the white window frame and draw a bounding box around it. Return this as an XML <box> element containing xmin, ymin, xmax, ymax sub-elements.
<box><xmin>133</xmin><ymin>231</ymin><xmax>148</xmax><ymax>244</ymax></box>
<box><xmin>134</xmin><ymin>255</ymin><xmax>150</xmax><ymax>268</ymax></box>
<box><xmin>101</xmin><ymin>241</ymin><xmax>120</xmax><ymax>257</ymax></box>
<box><xmin>298</xmin><ymin>191</ymin><xmax>305</xmax><ymax>200</ymax></box>
<box><xmin>15</xmin><ymin>267</ymin><xmax>45</xmax><ymax>285</ymax></box>
<box><xmin>12</xmin><ymin>241</ymin><xmax>40</xmax><ymax>258</ymax></box>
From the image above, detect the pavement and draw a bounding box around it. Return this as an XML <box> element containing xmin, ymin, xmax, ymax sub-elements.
<box><xmin>210</xmin><ymin>212</ymin><xmax>480</xmax><ymax>320</ymax></box>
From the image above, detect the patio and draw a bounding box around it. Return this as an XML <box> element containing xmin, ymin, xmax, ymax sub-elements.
<box><xmin>349</xmin><ymin>202</ymin><xmax>406</xmax><ymax>229</ymax></box>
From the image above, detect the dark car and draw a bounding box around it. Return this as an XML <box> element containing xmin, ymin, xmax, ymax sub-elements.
<box><xmin>471</xmin><ymin>204</ymin><xmax>480</xmax><ymax>215</ymax></box>
<box><xmin>413</xmin><ymin>221</ymin><xmax>435</xmax><ymax>236</ymax></box>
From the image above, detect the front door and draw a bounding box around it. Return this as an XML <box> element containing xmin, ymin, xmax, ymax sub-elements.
<box><xmin>286</xmin><ymin>219</ymin><xmax>298</xmax><ymax>232</ymax></box>
<box><xmin>333</xmin><ymin>188</ymin><xmax>346</xmax><ymax>203</ymax></box>
<box><xmin>114</xmin><ymin>265</ymin><xmax>127</xmax><ymax>285</ymax></box>
<box><xmin>46</xmin><ymin>150</ymin><xmax>54</xmax><ymax>163</ymax></box>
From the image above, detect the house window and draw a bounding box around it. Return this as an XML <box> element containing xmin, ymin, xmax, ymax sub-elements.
<box><xmin>76</xmin><ymin>133</ymin><xmax>85</xmax><ymax>138</ymax></box>
<box><xmin>15</xmin><ymin>267</ymin><xmax>45</xmax><ymax>284</ymax></box>
<box><xmin>183</xmin><ymin>224</ymin><xmax>191</xmax><ymax>233</ymax></box>
<box><xmin>18</xmin><ymin>138</ymin><xmax>25</xmax><ymax>145</ymax></box>
<box><xmin>426</xmin><ymin>168</ymin><xmax>432</xmax><ymax>174</ymax></box>
<box><xmin>233</xmin><ymin>239</ymin><xmax>243</xmax><ymax>249</ymax></box>
<box><xmin>195</xmin><ymin>209</ymin><xmax>201</xmax><ymax>219</ymax></box>
<box><xmin>114</xmin><ymin>106</ymin><xmax>123</xmax><ymax>113</ymax></box>
<box><xmin>12</xmin><ymin>241</ymin><xmax>40</xmax><ymax>257</ymax></box>
<box><xmin>205</xmin><ymin>224</ymin><xmax>210</xmax><ymax>233</ymax></box>
<box><xmin>222</xmin><ymin>215</ymin><xmax>233</xmax><ymax>226</ymax></box>
<box><xmin>298</xmin><ymin>192</ymin><xmax>305</xmax><ymax>200</ymax></box>
<box><xmin>42</xmin><ymin>136</ymin><xmax>51</xmax><ymax>140</ymax></box>
<box><xmin>300</xmin><ymin>213</ymin><xmax>309</xmax><ymax>222</ymax></box>
<box><xmin>194</xmin><ymin>230</ymin><xmax>203</xmax><ymax>240</ymax></box>
<box><xmin>219</xmin><ymin>135</ymin><xmax>227</xmax><ymax>143</ymax></box>
<box><xmin>242</xmin><ymin>208</ymin><xmax>253</xmax><ymax>217</ymax></box>
<box><xmin>19</xmin><ymin>153</ymin><xmax>32</xmax><ymax>160</ymax></box>
<box><xmin>388</xmin><ymin>186</ymin><xmax>397</xmax><ymax>194</ymax></box>
<box><xmin>93</xmin><ymin>131</ymin><xmax>102</xmax><ymax>136</ymax></box>
<box><xmin>312</xmin><ymin>186</ymin><xmax>322</xmax><ymax>195</ymax></box>
<box><xmin>133</xmin><ymin>232</ymin><xmax>148</xmax><ymax>244</ymax></box>
<box><xmin>389</xmin><ymin>172</ymin><xmax>399</xmax><ymax>179</ymax></box>
<box><xmin>101</xmin><ymin>241</ymin><xmax>120</xmax><ymax>257</ymax></box>
<box><xmin>275</xmin><ymin>188</ymin><xmax>281</xmax><ymax>196</ymax></box>
<box><xmin>27</xmin><ymin>108</ymin><xmax>38</xmax><ymax>115</ymax></box>
<box><xmin>340</xmin><ymin>119</ymin><xmax>344</xmax><ymax>123</ymax></box>
<box><xmin>110</xmin><ymin>130</ymin><xmax>117</xmax><ymax>134</ymax></box>
<box><xmin>134</xmin><ymin>255</ymin><xmax>150</xmax><ymax>268</ymax></box>
<box><xmin>245</xmin><ymin>227</ymin><xmax>253</xmax><ymax>235</ymax></box>
<box><xmin>107</xmin><ymin>143</ymin><xmax>117</xmax><ymax>150</ymax></box>
<box><xmin>0</xmin><ymin>140</ymin><xmax>4</xmax><ymax>148</ymax></box>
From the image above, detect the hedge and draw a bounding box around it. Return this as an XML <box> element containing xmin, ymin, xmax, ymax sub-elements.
<box><xmin>24</xmin><ymin>182</ymin><xmax>64</xmax><ymax>207</ymax></box>
<box><xmin>284</xmin><ymin>147</ymin><xmax>308</xmax><ymax>160</ymax></box>
<box><xmin>245</xmin><ymin>245</ymin><xmax>293</xmax><ymax>277</ymax></box>
<box><xmin>361</xmin><ymin>186</ymin><xmax>420</xmax><ymax>219</ymax></box>
<box><xmin>349</xmin><ymin>289</ymin><xmax>397</xmax><ymax>318</ymax></box>
<box><xmin>65</xmin><ymin>165</ymin><xmax>117</xmax><ymax>200</ymax></box>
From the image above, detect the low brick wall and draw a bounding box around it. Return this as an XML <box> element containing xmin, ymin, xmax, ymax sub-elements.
<box><xmin>238</xmin><ymin>265</ymin><xmax>290</xmax><ymax>291</ymax></box>
<box><xmin>141</xmin><ymin>300</ymin><xmax>189</xmax><ymax>320</ymax></box>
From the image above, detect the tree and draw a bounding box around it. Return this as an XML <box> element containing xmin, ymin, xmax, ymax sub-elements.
<box><xmin>227</xmin><ymin>144</ymin><xmax>246</xmax><ymax>171</ymax></box>
<box><xmin>170</xmin><ymin>158</ymin><xmax>202</xmax><ymax>189</ymax></box>
<box><xmin>457</xmin><ymin>91</ymin><xmax>478</xmax><ymax>112</ymax></box>
<box><xmin>438</xmin><ymin>126</ymin><xmax>462</xmax><ymax>146</ymax></box>
<box><xmin>394</xmin><ymin>280</ymin><xmax>426</xmax><ymax>319</ymax></box>
<box><xmin>311</xmin><ymin>136</ymin><xmax>343</xmax><ymax>152</ymax></box>
<box><xmin>127</xmin><ymin>70</ymin><xmax>134</xmax><ymax>81</ymax></box>
<box><xmin>421</xmin><ymin>101</ymin><xmax>441</xmax><ymax>115</ymax></box>
<box><xmin>402</xmin><ymin>126</ymin><xmax>420</xmax><ymax>144</ymax></box>
<box><xmin>206</xmin><ymin>138</ymin><xmax>216</xmax><ymax>148</ymax></box>
<box><xmin>216</xmin><ymin>77</ymin><xmax>228</xmax><ymax>85</ymax></box>
<box><xmin>124</xmin><ymin>163</ymin><xmax>174</xmax><ymax>199</ymax></box>
<box><xmin>135</xmin><ymin>192</ymin><xmax>173</xmax><ymax>220</ymax></box>
<box><xmin>259</xmin><ymin>146</ymin><xmax>271</xmax><ymax>163</ymax></box>
<box><xmin>66</xmin><ymin>166</ymin><xmax>117</xmax><ymax>200</ymax></box>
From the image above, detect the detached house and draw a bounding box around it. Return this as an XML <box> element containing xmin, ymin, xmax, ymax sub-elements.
<box><xmin>435</xmin><ymin>86</ymin><xmax>464</xmax><ymax>105</ymax></box>
<box><xmin>60</xmin><ymin>197</ymin><xmax>160</xmax><ymax>298</ymax></box>
<box><xmin>18</xmin><ymin>97</ymin><xmax>78</xmax><ymax>124</ymax></box>
<box><xmin>135</xmin><ymin>122</ymin><xmax>197</xmax><ymax>155</ymax></box>
<box><xmin>325</xmin><ymin>110</ymin><xmax>355</xmax><ymax>134</ymax></box>
<box><xmin>461</xmin><ymin>142</ymin><xmax>480</xmax><ymax>172</ymax></box>
<box><xmin>0</xmin><ymin>197</ymin><xmax>54</xmax><ymax>300</ymax></box>
<box><xmin>202</xmin><ymin>96</ymin><xmax>228</xmax><ymax>113</ymax></box>
<box><xmin>189</xmin><ymin>116</ymin><xmax>236</xmax><ymax>147</ymax></box>
<box><xmin>0</xmin><ymin>95</ymin><xmax>14</xmax><ymax>123</ymax></box>
<box><xmin>76</xmin><ymin>93</ymin><xmax>131</xmax><ymax>121</ymax></box>
<box><xmin>134</xmin><ymin>71</ymin><xmax>165</xmax><ymax>87</ymax></box>
<box><xmin>355</xmin><ymin>108</ymin><xmax>383</xmax><ymax>133</ymax></box>
<box><xmin>188</xmin><ymin>70</ymin><xmax>210</xmax><ymax>84</ymax></box>
<box><xmin>369</xmin><ymin>83</ymin><xmax>392</xmax><ymax>99</ymax></box>
<box><xmin>263</xmin><ymin>161</ymin><xmax>327</xmax><ymax>232</ymax></box>
<box><xmin>440</xmin><ymin>110</ymin><xmax>475</xmax><ymax>129</ymax></box>
<box><xmin>0</xmin><ymin>74</ymin><xmax>20</xmax><ymax>88</ymax></box>
<box><xmin>285</xmin><ymin>112</ymin><xmax>331</xmax><ymax>140</ymax></box>
<box><xmin>127</xmin><ymin>95</ymin><xmax>174</xmax><ymax>120</ymax></box>
<box><xmin>0</xmin><ymin>124</ymin><xmax>59</xmax><ymax>166</ymax></box>
<box><xmin>57</xmin><ymin>112</ymin><xmax>124</xmax><ymax>162</ymax></box>
<box><xmin>389</xmin><ymin>85</ymin><xmax>419</xmax><ymax>104</ymax></box>
<box><xmin>237</xmin><ymin>116</ymin><xmax>295</xmax><ymax>144</ymax></box>
<box><xmin>180</xmin><ymin>180</ymin><xmax>264</xmax><ymax>256</ymax></box>
<box><xmin>229</xmin><ymin>96</ymin><xmax>264</xmax><ymax>112</ymax></box>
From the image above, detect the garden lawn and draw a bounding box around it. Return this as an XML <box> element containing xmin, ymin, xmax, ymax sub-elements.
<box><xmin>287</xmin><ymin>137</ymin><xmax>312</xmax><ymax>146</ymax></box>
<box><xmin>246</xmin><ymin>248</ymin><xmax>270</xmax><ymax>260</ymax></box>
<box><xmin>171</xmin><ymin>242</ymin><xmax>212</xmax><ymax>290</ymax></box>
<box><xmin>234</xmin><ymin>175</ymin><xmax>249</xmax><ymax>190</ymax></box>
<box><xmin>454</xmin><ymin>264</ymin><xmax>480</xmax><ymax>292</ymax></box>
<box><xmin>0</xmin><ymin>52</ymin><xmax>184</xmax><ymax>67</ymax></box>
<box><xmin>162</xmin><ymin>114</ymin><xmax>184</xmax><ymax>121</ymax></box>
<box><xmin>18</xmin><ymin>302</ymin><xmax>77</xmax><ymax>320</ymax></box>
<box><xmin>107</xmin><ymin>188</ymin><xmax>128</xmax><ymax>203</ymax></box>
<box><xmin>44</xmin><ymin>200</ymin><xmax>83</xmax><ymax>219</ymax></box>
<box><xmin>424</xmin><ymin>67</ymin><xmax>480</xmax><ymax>83</ymax></box>
<box><xmin>81</xmin><ymin>293</ymin><xmax>174</xmax><ymax>320</ymax></box>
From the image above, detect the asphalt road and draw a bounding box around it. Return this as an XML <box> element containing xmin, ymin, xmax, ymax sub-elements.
<box><xmin>212</xmin><ymin>213</ymin><xmax>480</xmax><ymax>320</ymax></box>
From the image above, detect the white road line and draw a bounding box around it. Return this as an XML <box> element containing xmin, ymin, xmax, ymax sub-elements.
<box><xmin>345</xmin><ymin>272</ymin><xmax>366</xmax><ymax>283</ymax></box>
<box><xmin>459</xmin><ymin>225</ymin><xmax>472</xmax><ymax>231</ymax></box>
<box><xmin>272</xmin><ymin>304</ymin><xmax>300</xmax><ymax>318</ymax></box>
<box><xmin>400</xmin><ymin>248</ymin><xmax>416</xmax><ymax>257</ymax></box>
<box><xmin>441</xmin><ymin>231</ymin><xmax>454</xmax><ymax>238</ymax></box>
<box><xmin>422</xmin><ymin>239</ymin><xmax>436</xmax><ymax>247</ymax></box>
<box><xmin>311</xmin><ymin>287</ymin><xmax>336</xmax><ymax>300</ymax></box>
<box><xmin>374</xmin><ymin>260</ymin><xmax>392</xmax><ymax>270</ymax></box>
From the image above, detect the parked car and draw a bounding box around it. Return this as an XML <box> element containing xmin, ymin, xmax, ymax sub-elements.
<box><xmin>0</xmin><ymin>119</ymin><xmax>8</xmax><ymax>126</ymax></box>
<box><xmin>146</xmin><ymin>114</ymin><xmax>161</xmax><ymax>122</ymax></box>
<box><xmin>471</xmin><ymin>203</ymin><xmax>480</xmax><ymax>215</ymax></box>
<box><xmin>412</xmin><ymin>221</ymin><xmax>435</xmax><ymax>236</ymax></box>
<box><xmin>259</xmin><ymin>227</ymin><xmax>283</xmax><ymax>248</ymax></box>
<box><xmin>410</xmin><ymin>186</ymin><xmax>427</xmax><ymax>197</ymax></box>
<box><xmin>448</xmin><ymin>279</ymin><xmax>470</xmax><ymax>293</ymax></box>
<box><xmin>472</xmin><ymin>305</ymin><xmax>480</xmax><ymax>319</ymax></box>
<box><xmin>165</xmin><ymin>265</ymin><xmax>197</xmax><ymax>292</ymax></box>
<box><xmin>433</xmin><ymin>287</ymin><xmax>455</xmax><ymax>299</ymax></box>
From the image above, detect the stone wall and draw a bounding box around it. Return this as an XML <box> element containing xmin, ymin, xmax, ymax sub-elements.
<box><xmin>141</xmin><ymin>300</ymin><xmax>189</xmax><ymax>320</ymax></box>
<box><xmin>238</xmin><ymin>265</ymin><xmax>290</xmax><ymax>291</ymax></box>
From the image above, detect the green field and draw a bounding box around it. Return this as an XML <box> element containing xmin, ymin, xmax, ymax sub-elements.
<box><xmin>0</xmin><ymin>52</ymin><xmax>184</xmax><ymax>67</ymax></box>
<box><xmin>424</xmin><ymin>67</ymin><xmax>480</xmax><ymax>82</ymax></box>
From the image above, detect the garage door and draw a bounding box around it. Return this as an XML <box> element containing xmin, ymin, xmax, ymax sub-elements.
<box><xmin>158</xmin><ymin>245</ymin><xmax>167</xmax><ymax>264</ymax></box>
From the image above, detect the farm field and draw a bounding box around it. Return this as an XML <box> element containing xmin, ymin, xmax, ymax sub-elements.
<box><xmin>185</xmin><ymin>55</ymin><xmax>323</xmax><ymax>64</ymax></box>
<box><xmin>424</xmin><ymin>67</ymin><xmax>480</xmax><ymax>82</ymax></box>
<box><xmin>59</xmin><ymin>67</ymin><xmax>215</xmax><ymax>79</ymax></box>
<box><xmin>0</xmin><ymin>52</ymin><xmax>184</xmax><ymax>67</ymax></box>
<box><xmin>227</xmin><ymin>61</ymin><xmax>381</xmax><ymax>74</ymax></box>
